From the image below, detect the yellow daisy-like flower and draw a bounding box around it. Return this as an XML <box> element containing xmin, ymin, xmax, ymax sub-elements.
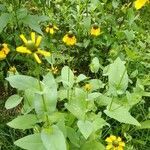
<box><xmin>84</xmin><ymin>83</ymin><xmax>92</xmax><ymax>92</ymax></box>
<box><xmin>8</xmin><ymin>66</ymin><xmax>17</xmax><ymax>75</ymax></box>
<box><xmin>62</xmin><ymin>32</ymin><xmax>77</xmax><ymax>46</ymax></box>
<box><xmin>45</xmin><ymin>24</ymin><xmax>58</xmax><ymax>35</ymax></box>
<box><xmin>47</xmin><ymin>66</ymin><xmax>58</xmax><ymax>74</ymax></box>
<box><xmin>90</xmin><ymin>24</ymin><xmax>101</xmax><ymax>36</ymax></box>
<box><xmin>16</xmin><ymin>32</ymin><xmax>51</xmax><ymax>63</ymax></box>
<box><xmin>134</xmin><ymin>0</ymin><xmax>149</xmax><ymax>10</ymax></box>
<box><xmin>0</xmin><ymin>43</ymin><xmax>10</xmax><ymax>60</ymax></box>
<box><xmin>105</xmin><ymin>135</ymin><xmax>125</xmax><ymax>150</ymax></box>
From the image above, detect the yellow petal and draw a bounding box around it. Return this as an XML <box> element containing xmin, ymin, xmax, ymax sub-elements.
<box><xmin>118</xmin><ymin>146</ymin><xmax>124</xmax><ymax>150</ymax></box>
<box><xmin>62</xmin><ymin>35</ymin><xmax>67</xmax><ymax>43</ymax></box>
<box><xmin>0</xmin><ymin>50</ymin><xmax>6</xmax><ymax>60</ymax></box>
<box><xmin>105</xmin><ymin>137</ymin><xmax>113</xmax><ymax>143</ymax></box>
<box><xmin>37</xmin><ymin>49</ymin><xmax>51</xmax><ymax>56</ymax></box>
<box><xmin>16</xmin><ymin>46</ymin><xmax>32</xmax><ymax>54</ymax></box>
<box><xmin>117</xmin><ymin>137</ymin><xmax>122</xmax><ymax>142</ymax></box>
<box><xmin>54</xmin><ymin>25</ymin><xmax>59</xmax><ymax>30</ymax></box>
<box><xmin>33</xmin><ymin>53</ymin><xmax>41</xmax><ymax>63</ymax></box>
<box><xmin>50</xmin><ymin>28</ymin><xmax>54</xmax><ymax>34</ymax></box>
<box><xmin>35</xmin><ymin>36</ymin><xmax>42</xmax><ymax>47</ymax></box>
<box><xmin>91</xmin><ymin>28</ymin><xmax>100</xmax><ymax>36</ymax></box>
<box><xmin>45</xmin><ymin>27</ymin><xmax>49</xmax><ymax>33</ymax></box>
<box><xmin>2</xmin><ymin>44</ymin><xmax>10</xmax><ymax>54</ymax></box>
<box><xmin>20</xmin><ymin>34</ymin><xmax>28</xmax><ymax>44</ymax></box>
<box><xmin>119</xmin><ymin>142</ymin><xmax>125</xmax><ymax>147</ymax></box>
<box><xmin>110</xmin><ymin>135</ymin><xmax>117</xmax><ymax>141</ymax></box>
<box><xmin>134</xmin><ymin>0</ymin><xmax>148</xmax><ymax>10</ymax></box>
<box><xmin>106</xmin><ymin>144</ymin><xmax>113</xmax><ymax>150</ymax></box>
<box><xmin>31</xmin><ymin>32</ymin><xmax>36</xmax><ymax>43</ymax></box>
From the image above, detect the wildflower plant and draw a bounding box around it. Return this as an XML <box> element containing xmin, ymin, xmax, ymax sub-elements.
<box><xmin>16</xmin><ymin>32</ymin><xmax>50</xmax><ymax>63</ymax></box>
<box><xmin>0</xmin><ymin>0</ymin><xmax>150</xmax><ymax>150</ymax></box>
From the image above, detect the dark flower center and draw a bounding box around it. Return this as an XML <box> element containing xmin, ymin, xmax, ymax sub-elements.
<box><xmin>93</xmin><ymin>25</ymin><xmax>99</xmax><ymax>29</ymax></box>
<box><xmin>68</xmin><ymin>33</ymin><xmax>74</xmax><ymax>38</ymax></box>
<box><xmin>25</xmin><ymin>40</ymin><xmax>37</xmax><ymax>52</ymax></box>
<box><xmin>113</xmin><ymin>141</ymin><xmax>119</xmax><ymax>147</ymax></box>
<box><xmin>49</xmin><ymin>24</ymin><xmax>53</xmax><ymax>28</ymax></box>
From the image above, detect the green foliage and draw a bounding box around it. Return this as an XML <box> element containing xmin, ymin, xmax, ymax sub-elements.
<box><xmin>0</xmin><ymin>0</ymin><xmax>150</xmax><ymax>149</ymax></box>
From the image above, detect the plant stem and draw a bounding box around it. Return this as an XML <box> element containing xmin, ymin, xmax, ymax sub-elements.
<box><xmin>37</xmin><ymin>64</ymin><xmax>50</xmax><ymax>126</ymax></box>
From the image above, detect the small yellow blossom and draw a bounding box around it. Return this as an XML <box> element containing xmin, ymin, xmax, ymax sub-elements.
<box><xmin>45</xmin><ymin>24</ymin><xmax>58</xmax><ymax>35</ymax></box>
<box><xmin>8</xmin><ymin>66</ymin><xmax>17</xmax><ymax>75</ymax></box>
<box><xmin>48</xmin><ymin>66</ymin><xmax>58</xmax><ymax>74</ymax></box>
<box><xmin>90</xmin><ymin>24</ymin><xmax>101</xmax><ymax>36</ymax></box>
<box><xmin>134</xmin><ymin>0</ymin><xmax>149</xmax><ymax>10</ymax></box>
<box><xmin>84</xmin><ymin>84</ymin><xmax>92</xmax><ymax>92</ymax></box>
<box><xmin>16</xmin><ymin>32</ymin><xmax>50</xmax><ymax>63</ymax></box>
<box><xmin>0</xmin><ymin>43</ymin><xmax>10</xmax><ymax>60</ymax></box>
<box><xmin>105</xmin><ymin>135</ymin><xmax>125</xmax><ymax>150</ymax></box>
<box><xmin>63</xmin><ymin>32</ymin><xmax>77</xmax><ymax>46</ymax></box>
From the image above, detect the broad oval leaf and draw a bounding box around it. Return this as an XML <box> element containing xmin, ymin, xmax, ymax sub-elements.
<box><xmin>77</xmin><ymin>120</ymin><xmax>93</xmax><ymax>139</ymax></box>
<box><xmin>104</xmin><ymin>105</ymin><xmax>141</xmax><ymax>126</ymax></box>
<box><xmin>41</xmin><ymin>125</ymin><xmax>66</xmax><ymax>150</ymax></box>
<box><xmin>61</xmin><ymin>66</ymin><xmax>74</xmax><ymax>88</ymax></box>
<box><xmin>7</xmin><ymin>114</ymin><xmax>39</xmax><ymax>130</ymax></box>
<box><xmin>6</xmin><ymin>75</ymin><xmax>40</xmax><ymax>91</ymax></box>
<box><xmin>14</xmin><ymin>134</ymin><xmax>46</xmax><ymax>150</ymax></box>
<box><xmin>5</xmin><ymin>94</ymin><xmax>23</xmax><ymax>109</ymax></box>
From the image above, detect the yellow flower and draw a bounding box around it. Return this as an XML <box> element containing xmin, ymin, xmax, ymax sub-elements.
<box><xmin>105</xmin><ymin>135</ymin><xmax>125</xmax><ymax>150</ymax></box>
<box><xmin>62</xmin><ymin>32</ymin><xmax>77</xmax><ymax>46</ymax></box>
<box><xmin>47</xmin><ymin>66</ymin><xmax>58</xmax><ymax>74</ymax></box>
<box><xmin>90</xmin><ymin>24</ymin><xmax>101</xmax><ymax>36</ymax></box>
<box><xmin>134</xmin><ymin>0</ymin><xmax>149</xmax><ymax>10</ymax></box>
<box><xmin>84</xmin><ymin>84</ymin><xmax>92</xmax><ymax>92</ymax></box>
<box><xmin>16</xmin><ymin>32</ymin><xmax>51</xmax><ymax>63</ymax></box>
<box><xmin>8</xmin><ymin>66</ymin><xmax>17</xmax><ymax>75</ymax></box>
<box><xmin>45</xmin><ymin>24</ymin><xmax>58</xmax><ymax>35</ymax></box>
<box><xmin>0</xmin><ymin>43</ymin><xmax>10</xmax><ymax>60</ymax></box>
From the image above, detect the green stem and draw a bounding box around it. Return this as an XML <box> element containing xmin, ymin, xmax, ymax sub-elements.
<box><xmin>5</xmin><ymin>58</ymin><xmax>11</xmax><ymax>67</ymax></box>
<box><xmin>67</xmin><ymin>48</ymin><xmax>71</xmax><ymax>101</ymax></box>
<box><xmin>37</xmin><ymin>65</ymin><xmax>50</xmax><ymax>126</ymax></box>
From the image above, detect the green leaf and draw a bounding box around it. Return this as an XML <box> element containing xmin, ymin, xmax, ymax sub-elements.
<box><xmin>65</xmin><ymin>103</ymin><xmax>86</xmax><ymax>120</ymax></box>
<box><xmin>61</xmin><ymin>66</ymin><xmax>74</xmax><ymax>88</ymax></box>
<box><xmin>0</xmin><ymin>13</ymin><xmax>12</xmax><ymax>33</ymax></box>
<box><xmin>41</xmin><ymin>125</ymin><xmax>66</xmax><ymax>150</ymax></box>
<box><xmin>124</xmin><ymin>30</ymin><xmax>135</xmax><ymax>41</ymax></box>
<box><xmin>34</xmin><ymin>86</ymin><xmax>57</xmax><ymax>115</ymax></box>
<box><xmin>22</xmin><ymin>15</ymin><xmax>43</xmax><ymax>35</ymax></box>
<box><xmin>65</xmin><ymin>88</ymin><xmax>87</xmax><ymax>119</ymax></box>
<box><xmin>76</xmin><ymin>74</ymin><xmax>87</xmax><ymax>83</ymax></box>
<box><xmin>7</xmin><ymin>114</ymin><xmax>39</xmax><ymax>130</ymax></box>
<box><xmin>5</xmin><ymin>94</ymin><xmax>23</xmax><ymax>109</ymax></box>
<box><xmin>92</xmin><ymin>117</ymin><xmax>107</xmax><ymax>131</ymax></box>
<box><xmin>104</xmin><ymin>57</ymin><xmax>128</xmax><ymax>95</ymax></box>
<box><xmin>66</xmin><ymin>127</ymin><xmax>80</xmax><ymax>147</ymax></box>
<box><xmin>81</xmin><ymin>140</ymin><xmax>105</xmax><ymax>150</ymax></box>
<box><xmin>22</xmin><ymin>89</ymin><xmax>35</xmax><ymax>114</ymax></box>
<box><xmin>112</xmin><ymin>0</ymin><xmax>119</xmax><ymax>8</ymax></box>
<box><xmin>77</xmin><ymin>120</ymin><xmax>93</xmax><ymax>139</ymax></box>
<box><xmin>88</xmin><ymin>92</ymin><xmax>102</xmax><ymax>101</ymax></box>
<box><xmin>42</xmin><ymin>72</ymin><xmax>57</xmax><ymax>89</ymax></box>
<box><xmin>89</xmin><ymin>79</ymin><xmax>105</xmax><ymax>91</ymax></box>
<box><xmin>16</xmin><ymin>8</ymin><xmax>28</xmax><ymax>20</ymax></box>
<box><xmin>14</xmin><ymin>134</ymin><xmax>46</xmax><ymax>150</ymax></box>
<box><xmin>138</xmin><ymin>120</ymin><xmax>150</xmax><ymax>129</ymax></box>
<box><xmin>6</xmin><ymin>75</ymin><xmax>40</xmax><ymax>91</ymax></box>
<box><xmin>90</xmin><ymin>57</ymin><xmax>100</xmax><ymax>73</ymax></box>
<box><xmin>104</xmin><ymin>104</ymin><xmax>140</xmax><ymax>126</ymax></box>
